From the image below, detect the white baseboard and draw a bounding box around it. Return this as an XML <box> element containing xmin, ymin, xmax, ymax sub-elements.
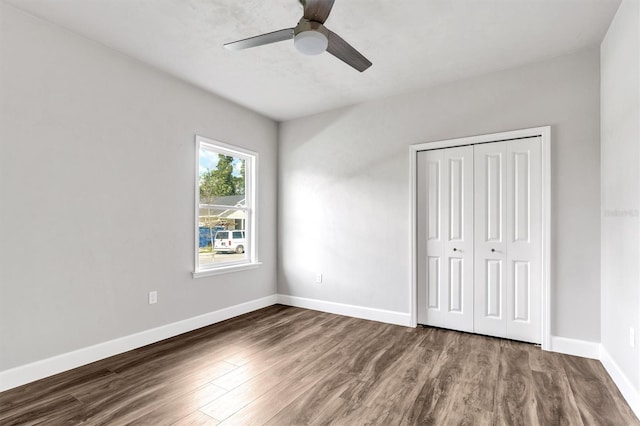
<box><xmin>549</xmin><ymin>336</ymin><xmax>601</xmax><ymax>359</ymax></box>
<box><xmin>0</xmin><ymin>295</ymin><xmax>277</xmax><ymax>392</ymax></box>
<box><xmin>600</xmin><ymin>346</ymin><xmax>640</xmax><ymax>420</ymax></box>
<box><xmin>276</xmin><ymin>294</ymin><xmax>411</xmax><ymax>327</ymax></box>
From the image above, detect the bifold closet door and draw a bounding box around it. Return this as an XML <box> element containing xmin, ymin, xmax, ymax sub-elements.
<box><xmin>418</xmin><ymin>137</ymin><xmax>542</xmax><ymax>344</ymax></box>
<box><xmin>417</xmin><ymin>146</ymin><xmax>474</xmax><ymax>332</ymax></box>
<box><xmin>474</xmin><ymin>137</ymin><xmax>542</xmax><ymax>343</ymax></box>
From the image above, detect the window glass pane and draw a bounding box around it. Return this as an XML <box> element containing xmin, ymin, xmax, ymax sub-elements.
<box><xmin>197</xmin><ymin>141</ymin><xmax>252</xmax><ymax>271</ymax></box>
<box><xmin>199</xmin><ymin>151</ymin><xmax>245</xmax><ymax>206</ymax></box>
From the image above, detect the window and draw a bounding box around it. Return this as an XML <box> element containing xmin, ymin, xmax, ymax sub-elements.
<box><xmin>194</xmin><ymin>135</ymin><xmax>258</xmax><ymax>277</ymax></box>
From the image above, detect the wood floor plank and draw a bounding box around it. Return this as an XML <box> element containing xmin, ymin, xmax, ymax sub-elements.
<box><xmin>262</xmin><ymin>368</ymin><xmax>357</xmax><ymax>425</ymax></box>
<box><xmin>63</xmin><ymin>358</ymin><xmax>239</xmax><ymax>424</ymax></box>
<box><xmin>350</xmin><ymin>334</ymin><xmax>438</xmax><ymax>424</ymax></box>
<box><xmin>563</xmin><ymin>355</ymin><xmax>639</xmax><ymax>425</ymax></box>
<box><xmin>529</xmin><ymin>349</ymin><xmax>584</xmax><ymax>425</ymax></box>
<box><xmin>402</xmin><ymin>377</ymin><xmax>451</xmax><ymax>424</ymax></box>
<box><xmin>494</xmin><ymin>345</ymin><xmax>541</xmax><ymax>425</ymax></box>
<box><xmin>172</xmin><ymin>410</ymin><xmax>220</xmax><ymax>426</ymax></box>
<box><xmin>216</xmin><ymin>376</ymin><xmax>324</xmax><ymax>426</ymax></box>
<box><xmin>210</xmin><ymin>310</ymin><xmax>341</xmax><ymax>390</ymax></box>
<box><xmin>129</xmin><ymin>383</ymin><xmax>227</xmax><ymax>426</ymax></box>
<box><xmin>0</xmin><ymin>367</ymin><xmax>115</xmax><ymax>421</ymax></box>
<box><xmin>291</xmin><ymin>331</ymin><xmax>404</xmax><ymax>422</ymax></box>
<box><xmin>106</xmin><ymin>306</ymin><xmax>312</xmax><ymax>376</ymax></box>
<box><xmin>202</xmin><ymin>317</ymin><xmax>368</xmax><ymax>422</ymax></box>
<box><xmin>215</xmin><ymin>319</ymin><xmax>367</xmax><ymax>425</ymax></box>
<box><xmin>1</xmin><ymin>394</ymin><xmax>83</xmax><ymax>426</ymax></box>
<box><xmin>336</xmin><ymin>349</ymin><xmax>432</xmax><ymax>424</ymax></box>
<box><xmin>397</xmin><ymin>331</ymin><xmax>482</xmax><ymax>424</ymax></box>
<box><xmin>433</xmin><ymin>334</ymin><xmax>501</xmax><ymax>425</ymax></box>
<box><xmin>273</xmin><ymin>325</ymin><xmax>456</xmax><ymax>425</ymax></box>
<box><xmin>339</xmin><ymin>329</ymin><xmax>428</xmax><ymax>407</ymax></box>
<box><xmin>0</xmin><ymin>305</ymin><xmax>637</xmax><ymax>426</ymax></box>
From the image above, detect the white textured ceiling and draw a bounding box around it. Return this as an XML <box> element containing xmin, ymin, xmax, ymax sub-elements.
<box><xmin>4</xmin><ymin>0</ymin><xmax>621</xmax><ymax>121</ymax></box>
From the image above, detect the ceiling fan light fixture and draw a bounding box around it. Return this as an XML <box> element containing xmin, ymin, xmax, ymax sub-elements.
<box><xmin>294</xmin><ymin>30</ymin><xmax>328</xmax><ymax>55</ymax></box>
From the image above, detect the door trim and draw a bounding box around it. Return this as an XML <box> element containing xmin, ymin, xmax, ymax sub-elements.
<box><xmin>409</xmin><ymin>126</ymin><xmax>551</xmax><ymax>350</ymax></box>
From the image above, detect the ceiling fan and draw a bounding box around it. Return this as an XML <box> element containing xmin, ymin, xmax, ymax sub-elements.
<box><xmin>224</xmin><ymin>0</ymin><xmax>372</xmax><ymax>72</ymax></box>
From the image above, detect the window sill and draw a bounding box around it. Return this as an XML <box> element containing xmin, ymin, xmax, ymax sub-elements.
<box><xmin>192</xmin><ymin>262</ymin><xmax>262</xmax><ymax>278</ymax></box>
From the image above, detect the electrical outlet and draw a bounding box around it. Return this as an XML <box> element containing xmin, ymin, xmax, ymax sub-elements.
<box><xmin>315</xmin><ymin>273</ymin><xmax>323</xmax><ymax>283</ymax></box>
<box><xmin>148</xmin><ymin>291</ymin><xmax>158</xmax><ymax>305</ymax></box>
<box><xmin>630</xmin><ymin>328</ymin><xmax>636</xmax><ymax>348</ymax></box>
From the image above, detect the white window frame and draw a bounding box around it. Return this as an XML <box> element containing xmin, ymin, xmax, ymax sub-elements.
<box><xmin>193</xmin><ymin>135</ymin><xmax>259</xmax><ymax>278</ymax></box>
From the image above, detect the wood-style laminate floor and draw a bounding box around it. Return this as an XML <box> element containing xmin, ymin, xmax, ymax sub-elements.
<box><xmin>1</xmin><ymin>305</ymin><xmax>637</xmax><ymax>425</ymax></box>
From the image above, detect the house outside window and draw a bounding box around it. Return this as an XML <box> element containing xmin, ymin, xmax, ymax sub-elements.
<box><xmin>194</xmin><ymin>135</ymin><xmax>258</xmax><ymax>277</ymax></box>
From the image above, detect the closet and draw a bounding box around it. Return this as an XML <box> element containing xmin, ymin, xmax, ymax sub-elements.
<box><xmin>416</xmin><ymin>137</ymin><xmax>542</xmax><ymax>344</ymax></box>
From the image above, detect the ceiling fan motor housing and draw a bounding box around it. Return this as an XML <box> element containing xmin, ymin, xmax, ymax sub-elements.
<box><xmin>294</xmin><ymin>19</ymin><xmax>328</xmax><ymax>55</ymax></box>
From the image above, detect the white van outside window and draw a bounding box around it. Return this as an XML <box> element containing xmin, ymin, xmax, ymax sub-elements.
<box><xmin>214</xmin><ymin>230</ymin><xmax>246</xmax><ymax>254</ymax></box>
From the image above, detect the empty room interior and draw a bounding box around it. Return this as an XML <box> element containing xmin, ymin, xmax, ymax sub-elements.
<box><xmin>1</xmin><ymin>0</ymin><xmax>639</xmax><ymax>424</ymax></box>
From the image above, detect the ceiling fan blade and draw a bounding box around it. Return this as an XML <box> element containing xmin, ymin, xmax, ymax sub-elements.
<box><xmin>326</xmin><ymin>30</ymin><xmax>372</xmax><ymax>72</ymax></box>
<box><xmin>302</xmin><ymin>0</ymin><xmax>335</xmax><ymax>24</ymax></box>
<box><xmin>224</xmin><ymin>28</ymin><xmax>294</xmax><ymax>51</ymax></box>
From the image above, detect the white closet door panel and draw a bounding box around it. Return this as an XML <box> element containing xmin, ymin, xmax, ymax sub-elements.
<box><xmin>474</xmin><ymin>142</ymin><xmax>508</xmax><ymax>338</ymax></box>
<box><xmin>427</xmin><ymin>160</ymin><xmax>441</xmax><ymax>241</ymax></box>
<box><xmin>486</xmin><ymin>154</ymin><xmax>504</xmax><ymax>242</ymax></box>
<box><xmin>513</xmin><ymin>261</ymin><xmax>531</xmax><ymax>321</ymax></box>
<box><xmin>427</xmin><ymin>257</ymin><xmax>440</xmax><ymax>309</ymax></box>
<box><xmin>485</xmin><ymin>259</ymin><xmax>503</xmax><ymax>317</ymax></box>
<box><xmin>506</xmin><ymin>137</ymin><xmax>542</xmax><ymax>343</ymax></box>
<box><xmin>417</xmin><ymin>150</ymin><xmax>443</xmax><ymax>325</ymax></box>
<box><xmin>448</xmin><ymin>156</ymin><xmax>464</xmax><ymax>241</ymax></box>
<box><xmin>449</xmin><ymin>258</ymin><xmax>463</xmax><ymax>312</ymax></box>
<box><xmin>417</xmin><ymin>146</ymin><xmax>473</xmax><ymax>331</ymax></box>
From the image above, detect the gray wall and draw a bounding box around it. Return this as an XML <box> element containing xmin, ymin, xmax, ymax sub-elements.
<box><xmin>0</xmin><ymin>5</ymin><xmax>278</xmax><ymax>371</ymax></box>
<box><xmin>601</xmin><ymin>0</ymin><xmax>640</xmax><ymax>391</ymax></box>
<box><xmin>279</xmin><ymin>49</ymin><xmax>602</xmax><ymax>342</ymax></box>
